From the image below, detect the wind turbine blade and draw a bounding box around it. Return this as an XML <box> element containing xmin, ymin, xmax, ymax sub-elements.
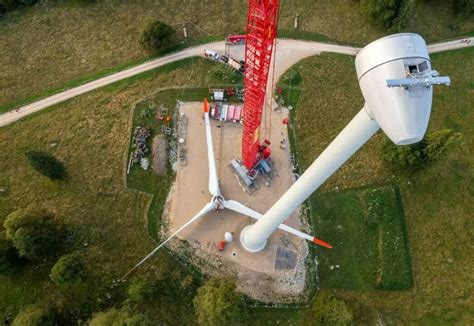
<box><xmin>203</xmin><ymin>98</ymin><xmax>220</xmax><ymax>196</ymax></box>
<box><xmin>224</xmin><ymin>199</ymin><xmax>332</xmax><ymax>249</ymax></box>
<box><xmin>122</xmin><ymin>201</ymin><xmax>215</xmax><ymax>279</ymax></box>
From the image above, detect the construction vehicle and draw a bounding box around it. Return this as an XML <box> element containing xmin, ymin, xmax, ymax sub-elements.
<box><xmin>204</xmin><ymin>49</ymin><xmax>220</xmax><ymax>61</ymax></box>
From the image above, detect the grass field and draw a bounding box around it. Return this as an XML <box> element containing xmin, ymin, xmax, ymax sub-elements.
<box><xmin>0</xmin><ymin>58</ymin><xmax>244</xmax><ymax>324</ymax></box>
<box><xmin>0</xmin><ymin>23</ymin><xmax>473</xmax><ymax>324</ymax></box>
<box><xmin>313</xmin><ymin>185</ymin><xmax>412</xmax><ymax>291</ymax></box>
<box><xmin>277</xmin><ymin>47</ymin><xmax>474</xmax><ymax>323</ymax></box>
<box><xmin>1</xmin><ymin>1</ymin><xmax>472</xmax><ymax>111</ymax></box>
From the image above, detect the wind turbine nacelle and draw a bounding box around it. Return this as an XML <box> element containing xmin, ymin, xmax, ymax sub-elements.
<box><xmin>356</xmin><ymin>33</ymin><xmax>435</xmax><ymax>145</ymax></box>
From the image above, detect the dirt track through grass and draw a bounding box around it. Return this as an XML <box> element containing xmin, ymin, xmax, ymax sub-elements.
<box><xmin>1</xmin><ymin>1</ymin><xmax>472</xmax><ymax>110</ymax></box>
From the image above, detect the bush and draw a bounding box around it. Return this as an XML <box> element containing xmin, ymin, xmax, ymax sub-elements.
<box><xmin>193</xmin><ymin>278</ymin><xmax>244</xmax><ymax>326</ymax></box>
<box><xmin>127</xmin><ymin>278</ymin><xmax>157</xmax><ymax>302</ymax></box>
<box><xmin>453</xmin><ymin>0</ymin><xmax>474</xmax><ymax>15</ymax></box>
<box><xmin>3</xmin><ymin>209</ymin><xmax>61</xmax><ymax>260</ymax></box>
<box><xmin>89</xmin><ymin>307</ymin><xmax>153</xmax><ymax>326</ymax></box>
<box><xmin>141</xmin><ymin>20</ymin><xmax>175</xmax><ymax>53</ymax></box>
<box><xmin>0</xmin><ymin>0</ymin><xmax>37</xmax><ymax>15</ymax></box>
<box><xmin>379</xmin><ymin>129</ymin><xmax>461</xmax><ymax>167</ymax></box>
<box><xmin>306</xmin><ymin>291</ymin><xmax>353</xmax><ymax>325</ymax></box>
<box><xmin>0</xmin><ymin>231</ymin><xmax>18</xmax><ymax>275</ymax></box>
<box><xmin>25</xmin><ymin>151</ymin><xmax>67</xmax><ymax>180</ymax></box>
<box><xmin>50</xmin><ymin>252</ymin><xmax>85</xmax><ymax>286</ymax></box>
<box><xmin>360</xmin><ymin>0</ymin><xmax>413</xmax><ymax>30</ymax></box>
<box><xmin>12</xmin><ymin>304</ymin><xmax>55</xmax><ymax>326</ymax></box>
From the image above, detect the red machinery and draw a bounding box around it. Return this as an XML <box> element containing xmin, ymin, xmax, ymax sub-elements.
<box><xmin>226</xmin><ymin>34</ymin><xmax>246</xmax><ymax>44</ymax></box>
<box><xmin>241</xmin><ymin>0</ymin><xmax>280</xmax><ymax>169</ymax></box>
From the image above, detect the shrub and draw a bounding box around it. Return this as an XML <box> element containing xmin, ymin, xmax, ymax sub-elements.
<box><xmin>453</xmin><ymin>0</ymin><xmax>474</xmax><ymax>15</ymax></box>
<box><xmin>360</xmin><ymin>0</ymin><xmax>413</xmax><ymax>30</ymax></box>
<box><xmin>89</xmin><ymin>307</ymin><xmax>153</xmax><ymax>326</ymax></box>
<box><xmin>127</xmin><ymin>278</ymin><xmax>157</xmax><ymax>302</ymax></box>
<box><xmin>50</xmin><ymin>252</ymin><xmax>85</xmax><ymax>286</ymax></box>
<box><xmin>141</xmin><ymin>20</ymin><xmax>175</xmax><ymax>53</ymax></box>
<box><xmin>0</xmin><ymin>0</ymin><xmax>37</xmax><ymax>15</ymax></box>
<box><xmin>0</xmin><ymin>0</ymin><xmax>17</xmax><ymax>11</ymax></box>
<box><xmin>3</xmin><ymin>209</ymin><xmax>61</xmax><ymax>260</ymax></box>
<box><xmin>25</xmin><ymin>151</ymin><xmax>67</xmax><ymax>180</ymax></box>
<box><xmin>193</xmin><ymin>278</ymin><xmax>244</xmax><ymax>326</ymax></box>
<box><xmin>0</xmin><ymin>231</ymin><xmax>18</xmax><ymax>275</ymax></box>
<box><xmin>307</xmin><ymin>291</ymin><xmax>353</xmax><ymax>325</ymax></box>
<box><xmin>424</xmin><ymin>129</ymin><xmax>463</xmax><ymax>161</ymax></box>
<box><xmin>12</xmin><ymin>304</ymin><xmax>55</xmax><ymax>326</ymax></box>
<box><xmin>379</xmin><ymin>129</ymin><xmax>461</xmax><ymax>167</ymax></box>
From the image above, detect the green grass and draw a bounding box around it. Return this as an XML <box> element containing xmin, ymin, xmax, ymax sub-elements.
<box><xmin>312</xmin><ymin>185</ymin><xmax>412</xmax><ymax>291</ymax></box>
<box><xmin>276</xmin><ymin>47</ymin><xmax>474</xmax><ymax>323</ymax></box>
<box><xmin>0</xmin><ymin>19</ymin><xmax>473</xmax><ymax>324</ymax></box>
<box><xmin>0</xmin><ymin>57</ymin><xmax>244</xmax><ymax>324</ymax></box>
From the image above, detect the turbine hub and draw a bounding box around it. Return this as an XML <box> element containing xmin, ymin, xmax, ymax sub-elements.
<box><xmin>212</xmin><ymin>195</ymin><xmax>225</xmax><ymax>211</ymax></box>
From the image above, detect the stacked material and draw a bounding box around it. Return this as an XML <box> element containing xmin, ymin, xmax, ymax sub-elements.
<box><xmin>233</xmin><ymin>105</ymin><xmax>242</xmax><ymax>122</ymax></box>
<box><xmin>131</xmin><ymin>126</ymin><xmax>151</xmax><ymax>164</ymax></box>
<box><xmin>210</xmin><ymin>102</ymin><xmax>243</xmax><ymax>123</ymax></box>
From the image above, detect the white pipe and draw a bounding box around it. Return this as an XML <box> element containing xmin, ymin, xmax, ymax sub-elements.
<box><xmin>240</xmin><ymin>106</ymin><xmax>380</xmax><ymax>252</ymax></box>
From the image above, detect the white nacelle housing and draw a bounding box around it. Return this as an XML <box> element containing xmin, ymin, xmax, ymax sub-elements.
<box><xmin>356</xmin><ymin>33</ymin><xmax>432</xmax><ymax>145</ymax></box>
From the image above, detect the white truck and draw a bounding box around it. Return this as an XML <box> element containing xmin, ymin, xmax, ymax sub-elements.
<box><xmin>204</xmin><ymin>50</ymin><xmax>244</xmax><ymax>74</ymax></box>
<box><xmin>204</xmin><ymin>49</ymin><xmax>220</xmax><ymax>61</ymax></box>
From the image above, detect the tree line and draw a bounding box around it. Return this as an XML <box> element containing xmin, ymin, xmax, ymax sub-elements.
<box><xmin>360</xmin><ymin>0</ymin><xmax>473</xmax><ymax>31</ymax></box>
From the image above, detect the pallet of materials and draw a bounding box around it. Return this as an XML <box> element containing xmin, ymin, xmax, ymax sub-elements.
<box><xmin>227</xmin><ymin>105</ymin><xmax>235</xmax><ymax>121</ymax></box>
<box><xmin>233</xmin><ymin>105</ymin><xmax>242</xmax><ymax>122</ymax></box>
<box><xmin>221</xmin><ymin>104</ymin><xmax>228</xmax><ymax>121</ymax></box>
<box><xmin>213</xmin><ymin>102</ymin><xmax>221</xmax><ymax>120</ymax></box>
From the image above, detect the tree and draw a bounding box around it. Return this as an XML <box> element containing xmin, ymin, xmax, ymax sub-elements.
<box><xmin>379</xmin><ymin>129</ymin><xmax>461</xmax><ymax>167</ymax></box>
<box><xmin>89</xmin><ymin>307</ymin><xmax>153</xmax><ymax>326</ymax></box>
<box><xmin>193</xmin><ymin>278</ymin><xmax>244</xmax><ymax>326</ymax></box>
<box><xmin>25</xmin><ymin>150</ymin><xmax>67</xmax><ymax>180</ymax></box>
<box><xmin>3</xmin><ymin>209</ymin><xmax>61</xmax><ymax>260</ymax></box>
<box><xmin>141</xmin><ymin>20</ymin><xmax>175</xmax><ymax>53</ymax></box>
<box><xmin>0</xmin><ymin>0</ymin><xmax>17</xmax><ymax>11</ymax></box>
<box><xmin>0</xmin><ymin>0</ymin><xmax>38</xmax><ymax>16</ymax></box>
<box><xmin>453</xmin><ymin>0</ymin><xmax>474</xmax><ymax>15</ymax></box>
<box><xmin>50</xmin><ymin>252</ymin><xmax>85</xmax><ymax>286</ymax></box>
<box><xmin>360</xmin><ymin>0</ymin><xmax>413</xmax><ymax>30</ymax></box>
<box><xmin>0</xmin><ymin>231</ymin><xmax>18</xmax><ymax>275</ymax></box>
<box><xmin>12</xmin><ymin>304</ymin><xmax>55</xmax><ymax>326</ymax></box>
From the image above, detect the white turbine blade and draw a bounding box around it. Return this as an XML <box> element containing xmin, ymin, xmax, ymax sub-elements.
<box><xmin>224</xmin><ymin>199</ymin><xmax>332</xmax><ymax>248</ymax></box>
<box><xmin>203</xmin><ymin>98</ymin><xmax>220</xmax><ymax>196</ymax></box>
<box><xmin>123</xmin><ymin>201</ymin><xmax>215</xmax><ymax>279</ymax></box>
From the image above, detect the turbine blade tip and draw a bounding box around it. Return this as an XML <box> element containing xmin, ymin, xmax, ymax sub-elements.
<box><xmin>312</xmin><ymin>237</ymin><xmax>333</xmax><ymax>249</ymax></box>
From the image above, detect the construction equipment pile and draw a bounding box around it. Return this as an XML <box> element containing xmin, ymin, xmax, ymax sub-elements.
<box><xmin>131</xmin><ymin>126</ymin><xmax>151</xmax><ymax>169</ymax></box>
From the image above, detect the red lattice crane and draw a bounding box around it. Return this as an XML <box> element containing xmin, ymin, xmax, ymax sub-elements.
<box><xmin>242</xmin><ymin>0</ymin><xmax>280</xmax><ymax>169</ymax></box>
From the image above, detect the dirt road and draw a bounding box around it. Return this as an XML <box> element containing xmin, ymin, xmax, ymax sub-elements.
<box><xmin>1</xmin><ymin>37</ymin><xmax>471</xmax><ymax>127</ymax></box>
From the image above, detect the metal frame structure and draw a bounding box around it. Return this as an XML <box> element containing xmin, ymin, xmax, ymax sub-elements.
<box><xmin>242</xmin><ymin>0</ymin><xmax>280</xmax><ymax>169</ymax></box>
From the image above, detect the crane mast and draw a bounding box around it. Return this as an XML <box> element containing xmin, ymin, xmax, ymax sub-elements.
<box><xmin>242</xmin><ymin>0</ymin><xmax>280</xmax><ymax>169</ymax></box>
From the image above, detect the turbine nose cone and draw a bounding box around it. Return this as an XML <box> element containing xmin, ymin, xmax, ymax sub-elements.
<box><xmin>356</xmin><ymin>33</ymin><xmax>433</xmax><ymax>145</ymax></box>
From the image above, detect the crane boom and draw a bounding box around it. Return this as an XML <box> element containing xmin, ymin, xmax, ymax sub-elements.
<box><xmin>242</xmin><ymin>0</ymin><xmax>280</xmax><ymax>168</ymax></box>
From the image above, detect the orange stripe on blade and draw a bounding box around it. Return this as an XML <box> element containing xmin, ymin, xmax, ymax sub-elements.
<box><xmin>312</xmin><ymin>237</ymin><xmax>333</xmax><ymax>249</ymax></box>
